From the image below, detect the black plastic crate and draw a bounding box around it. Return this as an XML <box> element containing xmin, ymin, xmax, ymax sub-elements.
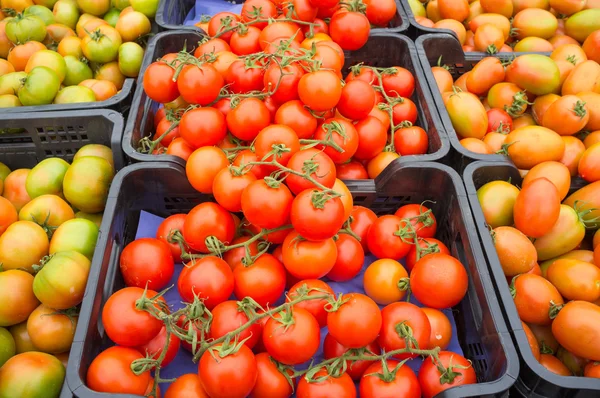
<box><xmin>416</xmin><ymin>33</ymin><xmax>553</xmax><ymax>173</ymax></box>
<box><xmin>63</xmin><ymin>160</ymin><xmax>518</xmax><ymax>397</ymax></box>
<box><xmin>123</xmin><ymin>30</ymin><xmax>450</xmax><ymax>167</ymax></box>
<box><xmin>463</xmin><ymin>160</ymin><xmax>600</xmax><ymax>397</ymax></box>
<box><xmin>0</xmin><ymin>110</ymin><xmax>125</xmax><ymax>171</ymax></box>
<box><xmin>156</xmin><ymin>0</ymin><xmax>409</xmax><ymax>33</ymax></box>
<box><xmin>0</xmin><ymin>79</ymin><xmax>135</xmax><ymax>115</ymax></box>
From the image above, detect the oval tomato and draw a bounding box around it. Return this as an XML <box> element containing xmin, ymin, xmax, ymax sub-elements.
<box><xmin>513</xmin><ymin>178</ymin><xmax>560</xmax><ymax>238</ymax></box>
<box><xmin>552</xmin><ymin>301</ymin><xmax>600</xmax><ymax>361</ymax></box>
<box><xmin>513</xmin><ymin>274</ymin><xmax>564</xmax><ymax>325</ymax></box>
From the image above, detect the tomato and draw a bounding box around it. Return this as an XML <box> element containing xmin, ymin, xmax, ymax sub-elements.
<box><xmin>63</xmin><ymin>156</ymin><xmax>113</xmax><ymax>213</ymax></box>
<box><xmin>227</xmin><ymin>98</ymin><xmax>271</xmax><ymax>141</ymax></box>
<box><xmin>177</xmin><ymin>64</ymin><xmax>223</xmax><ymax>106</ymax></box>
<box><xmin>120</xmin><ymin>238</ymin><xmax>174</xmax><ymax>291</ymax></box>
<box><xmin>391</xmin><ymin>98</ymin><xmax>418</xmax><ymax>126</ymax></box>
<box><xmin>336</xmin><ymin>80</ymin><xmax>375</xmax><ymax>121</ymax></box>
<box><xmin>17</xmin><ymin>66</ymin><xmax>59</xmax><ymax>105</ymax></box>
<box><xmin>512</xmin><ymin>274</ymin><xmax>564</xmax><ymax>325</ymax></box>
<box><xmin>537</xmin><ymin>353</ymin><xmax>571</xmax><ymax>376</ymax></box>
<box><xmin>136</xmin><ymin>326</ymin><xmax>180</xmax><ymax>367</ymax></box>
<box><xmin>579</xmin><ymin>142</ymin><xmax>600</xmax><ymax>182</ymax></box>
<box><xmin>282</xmin><ymin>230</ymin><xmax>337</xmax><ymax>279</ymax></box>
<box><xmin>143</xmin><ymin>61</ymin><xmax>179</xmax><ymax>103</ymax></box>
<box><xmin>367</xmin><ymin>215</ymin><xmax>413</xmax><ymax>260</ymax></box>
<box><xmin>361</xmin><ymin>0</ymin><xmax>395</xmax><ymax>26</ymax></box>
<box><xmin>552</xmin><ymin>301</ymin><xmax>600</xmax><ymax>361</ymax></box>
<box><xmin>395</xmin><ymin>204</ymin><xmax>437</xmax><ymax>239</ymax></box>
<box><xmin>234</xmin><ymin>253</ymin><xmax>286</xmax><ymax>307</ymax></box>
<box><xmin>224</xmin><ymin>59</ymin><xmax>264</xmax><ymax>94</ymax></box>
<box><xmin>291</xmin><ymin>189</ymin><xmax>345</xmax><ymax>241</ymax></box>
<box><xmin>178</xmin><ymin>256</ymin><xmax>234</xmax><ymax>309</ymax></box>
<box><xmin>213</xmin><ymin>168</ymin><xmax>256</xmax><ymax>213</ymax></box>
<box><xmin>542</xmin><ymin>95</ymin><xmax>589</xmax><ymax>136</ymax></box>
<box><xmin>0</xmin><ymin>221</ymin><xmax>48</xmax><ymax>273</ymax></box>
<box><xmin>5</xmin><ymin>14</ymin><xmax>46</xmax><ymax>44</ymax></box>
<box><xmin>405</xmin><ymin>238</ymin><xmax>450</xmax><ymax>272</ymax></box>
<box><xmin>513</xmin><ymin>178</ymin><xmax>560</xmax><ymax>238</ymax></box>
<box><xmin>363</xmin><ymin>259</ymin><xmax>408</xmax><ymax>305</ymax></box>
<box><xmin>323</xmin><ymin>333</ymin><xmax>379</xmax><ymax>381</ymax></box>
<box><xmin>285</xmin><ymin>148</ymin><xmax>337</xmax><ymax>195</ymax></box>
<box><xmin>313</xmin><ymin>118</ymin><xmax>359</xmax><ymax>164</ymax></box>
<box><xmin>263</xmin><ymin>307</ymin><xmax>320</xmax><ymax>365</ymax></box>
<box><xmin>115</xmin><ymin>11</ymin><xmax>150</xmax><ymax>42</ymax></box>
<box><xmin>25</xmin><ymin>304</ymin><xmax>75</xmax><ymax>354</ymax></box>
<box><xmin>562</xmin><ymin>60</ymin><xmax>600</xmax><ymax>96</ymax></box>
<box><xmin>352</xmin><ymin>116</ymin><xmax>387</xmax><ymax>160</ymax></box>
<box><xmin>78</xmin><ymin>79</ymin><xmax>116</xmax><ymax>101</ymax></box>
<box><xmin>394</xmin><ymin>125</ymin><xmax>428</xmax><ymax>156</ymax></box>
<box><xmin>336</xmin><ymin>161</ymin><xmax>369</xmax><ymax>179</ymax></box>
<box><xmin>329</xmin><ymin>10</ymin><xmax>369</xmax><ymax>50</ymax></box>
<box><xmin>130</xmin><ymin>0</ymin><xmax>159</xmax><ymax>18</ymax></box>
<box><xmin>327</xmin><ymin>293</ymin><xmax>381</xmax><ymax>348</ymax></box>
<box><xmin>476</xmin><ymin>181</ymin><xmax>520</xmax><ymax>228</ymax></box>
<box><xmin>274</xmin><ymin>100</ymin><xmax>317</xmax><ymax>139</ymax></box>
<box><xmin>348</xmin><ymin>206</ymin><xmax>377</xmax><ymax>252</ymax></box>
<box><xmin>254</xmin><ymin>124</ymin><xmax>300</xmax><ymax>167</ymax></box>
<box><xmin>505</xmin><ymin>126</ymin><xmax>565</xmax><ymax>170</ymax></box>
<box><xmin>583</xmin><ymin>30</ymin><xmax>600</xmax><ymax>63</ymax></box>
<box><xmin>165</xmin><ymin>374</ymin><xmax>208</xmax><ymax>398</ymax></box>
<box><xmin>467</xmin><ymin>57</ymin><xmax>505</xmax><ymax>96</ymax></box>
<box><xmin>0</xmin><ymin>196</ymin><xmax>17</xmax><ymax>235</ymax></box>
<box><xmin>87</xmin><ymin>346</ymin><xmax>150</xmax><ymax>394</ymax></box>
<box><xmin>419</xmin><ymin>351</ymin><xmax>476</xmax><ymax>398</ymax></box>
<box><xmin>285</xmin><ymin>280</ymin><xmax>333</xmax><ymax>328</ymax></box>
<box><xmin>505</xmin><ymin>54</ymin><xmax>561</xmax><ymax>96</ymax></box>
<box><xmin>18</xmin><ymin>195</ymin><xmax>72</xmax><ymax>231</ymax></box>
<box><xmin>565</xmin><ymin>8</ymin><xmax>600</xmax><ymax>43</ymax></box>
<box><xmin>179</xmin><ymin>107</ymin><xmax>226</xmax><ymax>148</ymax></box>
<box><xmin>359</xmin><ymin>359</ymin><xmax>420</xmax><ymax>398</ymax></box>
<box><xmin>378</xmin><ymin>302</ymin><xmax>430</xmax><ymax>359</ymax></box>
<box><xmin>298</xmin><ymin>70</ymin><xmax>342</xmax><ymax>112</ymax></box>
<box><xmin>61</xmin><ymin>55</ymin><xmax>92</xmax><ymax>86</ymax></box>
<box><xmin>326</xmin><ymin>234</ymin><xmax>364</xmax><ymax>282</ymax></box>
<box><xmin>512</xmin><ymin>9</ymin><xmax>557</xmax><ymax>40</ymax></box>
<box><xmin>1</xmin><ymin>169</ymin><xmax>30</xmax><ymax>211</ymax></box>
<box><xmin>258</xmin><ymin>21</ymin><xmax>304</xmax><ymax>49</ymax></box>
<box><xmin>493</xmin><ymin>226</ymin><xmax>538</xmax><ymax>276</ymax></box>
<box><xmin>0</xmin><ymin>352</ymin><xmax>65</xmax><ymax>397</ymax></box>
<box><xmin>32</xmin><ymin>250</ymin><xmax>90</xmax><ymax>310</ymax></box>
<box><xmin>446</xmin><ymin>91</ymin><xmax>488</xmax><ymax>139</ymax></box>
<box><xmin>564</xmin><ymin>181</ymin><xmax>600</xmax><ymax>227</ymax></box>
<box><xmin>81</xmin><ymin>25</ymin><xmax>121</xmax><ymax>63</ymax></box>
<box><xmin>0</xmin><ymin>327</ymin><xmax>15</xmax><ymax>367</ymax></box>
<box><xmin>241</xmin><ymin>179</ymin><xmax>293</xmax><ymax>230</ymax></box>
<box><xmin>207</xmin><ymin>12</ymin><xmax>240</xmax><ymax>42</ymax></box>
<box><xmin>0</xmin><ymin>270</ymin><xmax>39</xmax><ymax>327</ymax></box>
<box><xmin>186</xmin><ymin>147</ymin><xmax>228</xmax><ymax>194</ymax></box>
<box><xmin>251</xmin><ymin>352</ymin><xmax>294</xmax><ymax>398</ymax></box>
<box><xmin>25</xmin><ymin>50</ymin><xmax>66</xmax><ymax>84</ymax></box>
<box><xmin>547</xmin><ymin>259</ymin><xmax>600</xmax><ymax>302</ymax></box>
<box><xmin>585</xmin><ymin>362</ymin><xmax>600</xmax><ymax>378</ymax></box>
<box><xmin>102</xmin><ymin>287</ymin><xmax>165</xmax><ymax>346</ymax></box>
<box><xmin>411</xmin><ymin>253</ymin><xmax>468</xmax><ymax>308</ymax></box>
<box><xmin>240</xmin><ymin>0</ymin><xmax>277</xmax><ymax>29</ymax></box>
<box><xmin>54</xmin><ymin>85</ymin><xmax>97</xmax><ymax>104</ymax></box>
<box><xmin>117</xmin><ymin>41</ymin><xmax>144</xmax><ymax>77</ymax></box>
<box><xmin>209</xmin><ymin>300</ymin><xmax>261</xmax><ymax>349</ymax></box>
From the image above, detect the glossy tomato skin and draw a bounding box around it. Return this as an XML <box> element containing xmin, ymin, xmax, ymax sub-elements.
<box><xmin>410</xmin><ymin>253</ymin><xmax>469</xmax><ymax>309</ymax></box>
<box><xmin>513</xmin><ymin>274</ymin><xmax>564</xmax><ymax>325</ymax></box>
<box><xmin>213</xmin><ymin>168</ymin><xmax>257</xmax><ymax>213</ymax></box>
<box><xmin>405</xmin><ymin>238</ymin><xmax>450</xmax><ymax>272</ymax></box>
<box><xmin>179</xmin><ymin>107</ymin><xmax>227</xmax><ymax>149</ymax></box>
<box><xmin>359</xmin><ymin>360</ymin><xmax>420</xmax><ymax>398</ymax></box>
<box><xmin>136</xmin><ymin>326</ymin><xmax>181</xmax><ymax>367</ymax></box>
<box><xmin>349</xmin><ymin>206</ymin><xmax>377</xmax><ymax>252</ymax></box>
<box><xmin>120</xmin><ymin>238</ymin><xmax>174</xmax><ymax>291</ymax></box>
<box><xmin>326</xmin><ymin>234</ymin><xmax>365</xmax><ymax>282</ymax></box>
<box><xmin>143</xmin><ymin>62</ymin><xmax>179</xmax><ymax>103</ymax></box>
<box><xmin>285</xmin><ymin>148</ymin><xmax>337</xmax><ymax>195</ymax></box>
<box><xmin>177</xmin><ymin>256</ymin><xmax>234</xmax><ymax>309</ymax></box>
<box><xmin>282</xmin><ymin>230</ymin><xmax>337</xmax><ymax>279</ymax></box>
<box><xmin>329</xmin><ymin>11</ymin><xmax>369</xmax><ymax>51</ymax></box>
<box><xmin>156</xmin><ymin>214</ymin><xmax>188</xmax><ymax>262</ymax></box>
<box><xmin>199</xmin><ymin>343</ymin><xmax>257</xmax><ymax>398</ymax></box>
<box><xmin>0</xmin><ymin>270</ymin><xmax>39</xmax><ymax>327</ymax></box>
<box><xmin>552</xmin><ymin>301</ymin><xmax>600</xmax><ymax>361</ymax></box>
<box><xmin>233</xmin><ymin>253</ymin><xmax>286</xmax><ymax>307</ymax></box>
<box><xmin>210</xmin><ymin>300</ymin><xmax>261</xmax><ymax>349</ymax></box>
<box><xmin>364</xmin><ymin>259</ymin><xmax>409</xmax><ymax>305</ymax></box>
<box><xmin>323</xmin><ymin>333</ymin><xmax>380</xmax><ymax>380</ymax></box>
<box><xmin>26</xmin><ymin>304</ymin><xmax>76</xmax><ymax>354</ymax></box>
<box><xmin>291</xmin><ymin>189</ymin><xmax>345</xmax><ymax>241</ymax></box>
<box><xmin>102</xmin><ymin>287</ymin><xmax>164</xmax><ymax>347</ymax></box>
<box><xmin>327</xmin><ymin>293</ymin><xmax>381</xmax><ymax>348</ymax></box>
<box><xmin>379</xmin><ymin>302</ymin><xmax>431</xmax><ymax>359</ymax></box>
<box><xmin>418</xmin><ymin>351</ymin><xmax>477</xmax><ymax>398</ymax></box>
<box><xmin>287</xmin><ymin>279</ymin><xmax>334</xmax><ymax>327</ymax></box>
<box><xmin>251</xmin><ymin>352</ymin><xmax>294</xmax><ymax>398</ymax></box>
<box><xmin>297</xmin><ymin>369</ymin><xmax>357</xmax><ymax>398</ymax></box>
<box><xmin>87</xmin><ymin>346</ymin><xmax>150</xmax><ymax>394</ymax></box>
<box><xmin>241</xmin><ymin>179</ymin><xmax>293</xmax><ymax>230</ymax></box>
<box><xmin>367</xmin><ymin>215</ymin><xmax>412</xmax><ymax>260</ymax></box>
<box><xmin>263</xmin><ymin>307</ymin><xmax>320</xmax><ymax>365</ymax></box>
<box><xmin>394</xmin><ymin>204</ymin><xmax>437</xmax><ymax>239</ymax></box>
<box><xmin>165</xmin><ymin>373</ymin><xmax>208</xmax><ymax>397</ymax></box>
<box><xmin>183</xmin><ymin>202</ymin><xmax>235</xmax><ymax>253</ymax></box>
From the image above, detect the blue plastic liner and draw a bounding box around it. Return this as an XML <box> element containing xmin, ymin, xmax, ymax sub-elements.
<box><xmin>135</xmin><ymin>210</ymin><xmax>463</xmax><ymax>393</ymax></box>
<box><xmin>183</xmin><ymin>0</ymin><xmax>244</xmax><ymax>25</ymax></box>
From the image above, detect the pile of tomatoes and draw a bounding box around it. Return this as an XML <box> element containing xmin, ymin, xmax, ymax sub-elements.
<box><xmin>140</xmin><ymin>0</ymin><xmax>432</xmax><ymax>179</ymax></box>
<box><xmin>408</xmin><ymin>0</ymin><xmax>600</xmax><ymax>53</ymax></box>
<box><xmin>0</xmin><ymin>0</ymin><xmax>153</xmax><ymax>107</ymax></box>
<box><xmin>0</xmin><ymin>144</ymin><xmax>115</xmax><ymax>396</ymax></box>
<box><xmin>476</xmin><ymin>160</ymin><xmax>600</xmax><ymax>378</ymax></box>
<box><xmin>433</xmin><ymin>50</ymin><xmax>600</xmax><ymax>178</ymax></box>
<box><xmin>85</xmin><ymin>195</ymin><xmax>477</xmax><ymax>397</ymax></box>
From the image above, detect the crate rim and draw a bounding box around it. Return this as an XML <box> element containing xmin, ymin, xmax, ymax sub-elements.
<box><xmin>463</xmin><ymin>159</ymin><xmax>600</xmax><ymax>393</ymax></box>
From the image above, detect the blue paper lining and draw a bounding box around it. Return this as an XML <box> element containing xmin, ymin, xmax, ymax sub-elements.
<box><xmin>134</xmin><ymin>211</ymin><xmax>463</xmax><ymax>393</ymax></box>
<box><xmin>183</xmin><ymin>0</ymin><xmax>244</xmax><ymax>26</ymax></box>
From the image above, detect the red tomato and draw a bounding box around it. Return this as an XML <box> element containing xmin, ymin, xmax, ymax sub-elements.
<box><xmin>392</xmin><ymin>99</ymin><xmax>418</xmax><ymax>125</ymax></box>
<box><xmin>394</xmin><ymin>125</ymin><xmax>429</xmax><ymax>156</ymax></box>
<box><xmin>241</xmin><ymin>0</ymin><xmax>277</xmax><ymax>29</ymax></box>
<box><xmin>264</xmin><ymin>62</ymin><xmax>304</xmax><ymax>105</ymax></box>
<box><xmin>254</xmin><ymin>124</ymin><xmax>300</xmax><ymax>167</ymax></box>
<box><xmin>290</xmin><ymin>189</ymin><xmax>346</xmax><ymax>241</ymax></box>
<box><xmin>327</xmin><ymin>293</ymin><xmax>381</xmax><ymax>348</ymax></box>
<box><xmin>282</xmin><ymin>0</ymin><xmax>317</xmax><ymax>21</ymax></box>
<box><xmin>349</xmin><ymin>206</ymin><xmax>377</xmax><ymax>252</ymax></box>
<box><xmin>367</xmin><ymin>215</ymin><xmax>413</xmax><ymax>259</ymax></box>
<box><xmin>87</xmin><ymin>346</ymin><xmax>150</xmax><ymax>394</ymax></box>
<box><xmin>136</xmin><ymin>326</ymin><xmax>181</xmax><ymax>367</ymax></box>
<box><xmin>298</xmin><ymin>70</ymin><xmax>342</xmax><ymax>112</ymax></box>
<box><xmin>212</xmin><ymin>168</ymin><xmax>257</xmax><ymax>213</ymax></box>
<box><xmin>177</xmin><ymin>256</ymin><xmax>234</xmax><ymax>309</ymax></box>
<box><xmin>274</xmin><ymin>100</ymin><xmax>317</xmax><ymax>139</ymax></box>
<box><xmin>179</xmin><ymin>107</ymin><xmax>227</xmax><ymax>148</ymax></box>
<box><xmin>314</xmin><ymin>118</ymin><xmax>359</xmax><ymax>164</ymax></box>
<box><xmin>154</xmin><ymin>117</ymin><xmax>180</xmax><ymax>147</ymax></box>
<box><xmin>326</xmin><ymin>234</ymin><xmax>365</xmax><ymax>281</ymax></box>
<box><xmin>394</xmin><ymin>203</ymin><xmax>437</xmax><ymax>239</ymax></box>
<box><xmin>207</xmin><ymin>12</ymin><xmax>240</xmax><ymax>42</ymax></box>
<box><xmin>177</xmin><ymin>64</ymin><xmax>224</xmax><ymax>105</ymax></box>
<box><xmin>359</xmin><ymin>360</ymin><xmax>421</xmax><ymax>398</ymax></box>
<box><xmin>167</xmin><ymin>138</ymin><xmax>194</xmax><ymax>161</ymax></box>
<box><xmin>382</xmin><ymin>67</ymin><xmax>415</xmax><ymax>98</ymax></box>
<box><xmin>405</xmin><ymin>238</ymin><xmax>450</xmax><ymax>272</ymax></box>
<box><xmin>165</xmin><ymin>373</ymin><xmax>208</xmax><ymax>397</ymax></box>
<box><xmin>232</xmin><ymin>149</ymin><xmax>271</xmax><ymax>180</ymax></box>
<box><xmin>198</xmin><ymin>343</ymin><xmax>257</xmax><ymax>398</ymax></box>
<box><xmin>282</xmin><ymin>230</ymin><xmax>337</xmax><ymax>279</ymax></box>
<box><xmin>227</xmin><ymin>98</ymin><xmax>271</xmax><ymax>141</ymax></box>
<box><xmin>229</xmin><ymin>26</ymin><xmax>262</xmax><ymax>55</ymax></box>
<box><xmin>337</xmin><ymin>80</ymin><xmax>376</xmax><ymax>120</ymax></box>
<box><xmin>143</xmin><ymin>62</ymin><xmax>179</xmax><ymax>104</ymax></box>
<box><xmin>209</xmin><ymin>300</ymin><xmax>261</xmax><ymax>349</ymax></box>
<box><xmin>410</xmin><ymin>253</ymin><xmax>468</xmax><ymax>309</ymax></box>
<box><xmin>222</xmin><ymin>236</ymin><xmax>259</xmax><ymax>270</ymax></box>
<box><xmin>286</xmin><ymin>279</ymin><xmax>334</xmax><ymax>327</ymax></box>
<box><xmin>285</xmin><ymin>149</ymin><xmax>337</xmax><ymax>195</ymax></box>
<box><xmin>154</xmin><ymin>108</ymin><xmax>166</xmax><ymax>128</ymax></box>
<box><xmin>323</xmin><ymin>333</ymin><xmax>380</xmax><ymax>380</ymax></box>
<box><xmin>363</xmin><ymin>0</ymin><xmax>397</xmax><ymax>27</ymax></box>
<box><xmin>263</xmin><ymin>307</ymin><xmax>320</xmax><ymax>365</ymax></box>
<box><xmin>224</xmin><ymin>59</ymin><xmax>265</xmax><ymax>93</ymax></box>
<box><xmin>378</xmin><ymin>302</ymin><xmax>431</xmax><ymax>360</ymax></box>
<box><xmin>183</xmin><ymin>202</ymin><xmax>235</xmax><ymax>253</ymax></box>
<box><xmin>156</xmin><ymin>214</ymin><xmax>189</xmax><ymax>262</ymax></box>
<box><xmin>241</xmin><ymin>180</ymin><xmax>293</xmax><ymax>230</ymax></box>
<box><xmin>102</xmin><ymin>287</ymin><xmax>165</xmax><ymax>347</ymax></box>
<box><xmin>418</xmin><ymin>351</ymin><xmax>477</xmax><ymax>398</ymax></box>
<box><xmin>353</xmin><ymin>116</ymin><xmax>388</xmax><ymax>160</ymax></box>
<box><xmin>296</xmin><ymin>369</ymin><xmax>357</xmax><ymax>398</ymax></box>
<box><xmin>487</xmin><ymin>108</ymin><xmax>513</xmax><ymax>133</ymax></box>
<box><xmin>195</xmin><ymin>38</ymin><xmax>231</xmax><ymax>57</ymax></box>
<box><xmin>329</xmin><ymin>11</ymin><xmax>370</xmax><ymax>51</ymax></box>
<box><xmin>233</xmin><ymin>253</ymin><xmax>286</xmax><ymax>307</ymax></box>
<box><xmin>251</xmin><ymin>352</ymin><xmax>294</xmax><ymax>398</ymax></box>
<box><xmin>119</xmin><ymin>238</ymin><xmax>174</xmax><ymax>291</ymax></box>
<box><xmin>336</xmin><ymin>161</ymin><xmax>369</xmax><ymax>179</ymax></box>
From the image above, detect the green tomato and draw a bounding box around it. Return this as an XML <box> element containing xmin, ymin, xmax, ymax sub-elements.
<box><xmin>25</xmin><ymin>50</ymin><xmax>67</xmax><ymax>83</ymax></box>
<box><xmin>0</xmin><ymin>163</ymin><xmax>11</xmax><ymax>182</ymax></box>
<box><xmin>25</xmin><ymin>158</ymin><xmax>70</xmax><ymax>199</ymax></box>
<box><xmin>24</xmin><ymin>5</ymin><xmax>55</xmax><ymax>26</ymax></box>
<box><xmin>76</xmin><ymin>0</ymin><xmax>111</xmax><ymax>16</ymax></box>
<box><xmin>74</xmin><ymin>143</ymin><xmax>114</xmax><ymax>169</ymax></box>
<box><xmin>62</xmin><ymin>156</ymin><xmax>114</xmax><ymax>213</ymax></box>
<box><xmin>5</xmin><ymin>14</ymin><xmax>47</xmax><ymax>44</ymax></box>
<box><xmin>118</xmin><ymin>41</ymin><xmax>143</xmax><ymax>77</ymax></box>
<box><xmin>49</xmin><ymin>218</ymin><xmax>99</xmax><ymax>260</ymax></box>
<box><xmin>63</xmin><ymin>55</ymin><xmax>93</xmax><ymax>86</ymax></box>
<box><xmin>476</xmin><ymin>181</ymin><xmax>520</xmax><ymax>228</ymax></box>
<box><xmin>0</xmin><ymin>327</ymin><xmax>16</xmax><ymax>368</ymax></box>
<box><xmin>54</xmin><ymin>85</ymin><xmax>96</xmax><ymax>103</ymax></box>
<box><xmin>103</xmin><ymin>8</ymin><xmax>121</xmax><ymax>27</ymax></box>
<box><xmin>0</xmin><ymin>72</ymin><xmax>26</xmax><ymax>96</ymax></box>
<box><xmin>33</xmin><ymin>251</ymin><xmax>90</xmax><ymax>309</ymax></box>
<box><xmin>0</xmin><ymin>94</ymin><xmax>21</xmax><ymax>107</ymax></box>
<box><xmin>112</xmin><ymin>0</ymin><xmax>130</xmax><ymax>10</ymax></box>
<box><xmin>52</xmin><ymin>0</ymin><xmax>80</xmax><ymax>30</ymax></box>
<box><xmin>81</xmin><ymin>26</ymin><xmax>122</xmax><ymax>63</ymax></box>
<box><xmin>33</xmin><ymin>0</ymin><xmax>60</xmax><ymax>8</ymax></box>
<box><xmin>18</xmin><ymin>66</ymin><xmax>61</xmax><ymax>106</ymax></box>
<box><xmin>130</xmin><ymin>0</ymin><xmax>158</xmax><ymax>18</ymax></box>
<box><xmin>0</xmin><ymin>352</ymin><xmax>65</xmax><ymax>398</ymax></box>
<box><xmin>407</xmin><ymin>0</ymin><xmax>426</xmax><ymax>18</ymax></box>
<box><xmin>75</xmin><ymin>211</ymin><xmax>103</xmax><ymax>228</ymax></box>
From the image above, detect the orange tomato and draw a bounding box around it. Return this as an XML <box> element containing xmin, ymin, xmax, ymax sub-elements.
<box><xmin>432</xmin><ymin>66</ymin><xmax>453</xmax><ymax>94</ymax></box>
<box><xmin>584</xmin><ymin>131</ymin><xmax>600</xmax><ymax>148</ymax></box>
<box><xmin>433</xmin><ymin>19</ymin><xmax>466</xmax><ymax>44</ymax></box>
<box><xmin>210</xmin><ymin>51</ymin><xmax>238</xmax><ymax>77</ymax></box>
<box><xmin>366</xmin><ymin>152</ymin><xmax>399</xmax><ymax>179</ymax></box>
<box><xmin>426</xmin><ymin>0</ymin><xmax>441</xmax><ymax>22</ymax></box>
<box><xmin>505</xmin><ymin>126</ymin><xmax>565</xmax><ymax>170</ymax></box>
<box><xmin>422</xmin><ymin>308</ymin><xmax>452</xmax><ymax>350</ymax></box>
<box><xmin>493</xmin><ymin>226</ymin><xmax>537</xmax><ymax>276</ymax></box>
<box><xmin>512</xmin><ymin>274</ymin><xmax>563</xmax><ymax>325</ymax></box>
<box><xmin>0</xmin><ymin>196</ymin><xmax>17</xmax><ymax>236</ymax></box>
<box><xmin>542</xmin><ymin>95</ymin><xmax>590</xmax><ymax>135</ymax></box>
<box><xmin>539</xmin><ymin>354</ymin><xmax>572</xmax><ymax>376</ymax></box>
<box><xmin>437</xmin><ymin>0</ymin><xmax>469</xmax><ymax>22</ymax></box>
<box><xmin>547</xmin><ymin>259</ymin><xmax>600</xmax><ymax>302</ymax></box>
<box><xmin>512</xmin><ymin>9</ymin><xmax>557</xmax><ymax>40</ymax></box>
<box><xmin>514</xmin><ymin>178</ymin><xmax>560</xmax><ymax>238</ymax></box>
<box><xmin>363</xmin><ymin>259</ymin><xmax>408</xmax><ymax>305</ymax></box>
<box><xmin>579</xmin><ymin>142</ymin><xmax>600</xmax><ymax>182</ymax></box>
<box><xmin>453</xmin><ymin>71</ymin><xmax>470</xmax><ymax>92</ymax></box>
<box><xmin>512</xmin><ymin>114</ymin><xmax>537</xmax><ymax>129</ymax></box>
<box><xmin>1</xmin><ymin>169</ymin><xmax>31</xmax><ymax>212</ymax></box>
<box><xmin>474</xmin><ymin>23</ymin><xmax>505</xmax><ymax>53</ymax></box>
<box><xmin>446</xmin><ymin>91</ymin><xmax>488</xmax><ymax>139</ymax></box>
<box><xmin>460</xmin><ymin>138</ymin><xmax>491</xmax><ymax>154</ymax></box>
<box><xmin>583</xmin><ymin>30</ymin><xmax>600</xmax><ymax>63</ymax></box>
<box><xmin>0</xmin><ymin>58</ymin><xmax>14</xmax><ymax>77</ymax></box>
<box><xmin>559</xmin><ymin>136</ymin><xmax>586</xmax><ymax>176</ymax></box>
<box><xmin>94</xmin><ymin>62</ymin><xmax>125</xmax><ymax>90</ymax></box>
<box><xmin>531</xmin><ymin>94</ymin><xmax>560</xmax><ymax>125</ymax></box>
<box><xmin>562</xmin><ymin>60</ymin><xmax>600</xmax><ymax>96</ymax></box>
<box><xmin>552</xmin><ymin>301</ymin><xmax>600</xmax><ymax>361</ymax></box>
<box><xmin>551</xmin><ymin>44</ymin><xmax>588</xmax><ymax>65</ymax></box>
<box><xmin>479</xmin><ymin>0</ymin><xmax>512</xmax><ymax>17</ymax></box>
<box><xmin>577</xmin><ymin>91</ymin><xmax>600</xmax><ymax>131</ymax></box>
<box><xmin>549</xmin><ymin>35</ymin><xmax>580</xmax><ymax>48</ymax></box>
<box><xmin>522</xmin><ymin>161</ymin><xmax>571</xmax><ymax>200</ymax></box>
<box><xmin>415</xmin><ymin>16</ymin><xmax>435</xmax><ymax>28</ymax></box>
<box><xmin>483</xmin><ymin>132</ymin><xmax>507</xmax><ymax>152</ymax></box>
<box><xmin>550</xmin><ymin>0</ymin><xmax>586</xmax><ymax>16</ymax></box>
<box><xmin>0</xmin><ymin>20</ymin><xmax>13</xmax><ymax>59</ymax></box>
<box><xmin>512</xmin><ymin>0</ymin><xmax>551</xmax><ymax>14</ymax></box>
<box><xmin>469</xmin><ymin>13</ymin><xmax>511</xmax><ymax>40</ymax></box>
<box><xmin>79</xmin><ymin>79</ymin><xmax>117</xmax><ymax>101</ymax></box>
<box><xmin>487</xmin><ymin>82</ymin><xmax>527</xmax><ymax>117</ymax></box>
<box><xmin>7</xmin><ymin>41</ymin><xmax>46</xmax><ymax>72</ymax></box>
<box><xmin>522</xmin><ymin>322</ymin><xmax>540</xmax><ymax>361</ymax></box>
<box><xmin>466</xmin><ymin>57</ymin><xmax>505</xmax><ymax>95</ymax></box>
<box><xmin>514</xmin><ymin>37</ymin><xmax>553</xmax><ymax>52</ymax></box>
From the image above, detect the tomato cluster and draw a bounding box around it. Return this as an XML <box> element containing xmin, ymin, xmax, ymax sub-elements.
<box><xmin>141</xmin><ymin>0</ymin><xmax>430</xmax><ymax>179</ymax></box>
<box><xmin>435</xmin><ymin>50</ymin><xmax>600</xmax><ymax>179</ymax></box>
<box><xmin>409</xmin><ymin>0</ymin><xmax>600</xmax><ymax>53</ymax></box>
<box><xmin>476</xmin><ymin>162</ymin><xmax>600</xmax><ymax>378</ymax></box>
<box><xmin>0</xmin><ymin>0</ymin><xmax>151</xmax><ymax>107</ymax></box>
<box><xmin>0</xmin><ymin>145</ymin><xmax>114</xmax><ymax>396</ymax></box>
<box><xmin>86</xmin><ymin>198</ymin><xmax>477</xmax><ymax>397</ymax></box>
